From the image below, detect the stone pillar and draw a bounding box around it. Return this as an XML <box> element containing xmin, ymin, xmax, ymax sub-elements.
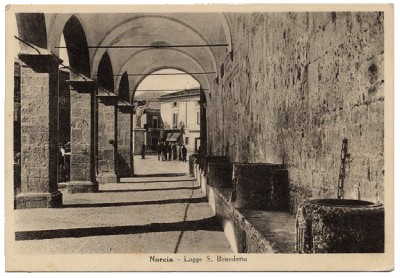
<box><xmin>133</xmin><ymin>128</ymin><xmax>146</xmax><ymax>155</ymax></box>
<box><xmin>116</xmin><ymin>103</ymin><xmax>134</xmax><ymax>178</ymax></box>
<box><xmin>67</xmin><ymin>75</ymin><xmax>98</xmax><ymax>193</ymax></box>
<box><xmin>232</xmin><ymin>163</ymin><xmax>289</xmax><ymax>211</ymax></box>
<box><xmin>16</xmin><ymin>53</ymin><xmax>63</xmax><ymax>209</ymax></box>
<box><xmin>96</xmin><ymin>94</ymin><xmax>118</xmax><ymax>184</ymax></box>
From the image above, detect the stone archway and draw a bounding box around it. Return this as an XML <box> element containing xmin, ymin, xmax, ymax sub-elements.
<box><xmin>62</xmin><ymin>15</ymin><xmax>98</xmax><ymax>193</ymax></box>
<box><xmin>116</xmin><ymin>71</ymin><xmax>134</xmax><ymax>179</ymax></box>
<box><xmin>15</xmin><ymin>13</ymin><xmax>47</xmax><ymax>50</ymax></box>
<box><xmin>63</xmin><ymin>15</ymin><xmax>91</xmax><ymax>77</ymax></box>
<box><xmin>97</xmin><ymin>52</ymin><xmax>115</xmax><ymax>92</ymax></box>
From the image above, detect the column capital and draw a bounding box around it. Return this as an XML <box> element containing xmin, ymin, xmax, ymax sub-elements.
<box><xmin>18</xmin><ymin>53</ymin><xmax>62</xmax><ymax>73</ymax></box>
<box><xmin>66</xmin><ymin>73</ymin><xmax>95</xmax><ymax>93</ymax></box>
<box><xmin>97</xmin><ymin>90</ymin><xmax>118</xmax><ymax>106</ymax></box>
<box><xmin>117</xmin><ymin>100</ymin><xmax>134</xmax><ymax>113</ymax></box>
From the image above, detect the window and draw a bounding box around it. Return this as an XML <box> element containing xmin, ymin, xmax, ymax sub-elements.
<box><xmin>197</xmin><ymin>111</ymin><xmax>200</xmax><ymax>124</ymax></box>
<box><xmin>172</xmin><ymin>102</ymin><xmax>178</xmax><ymax>107</ymax></box>
<box><xmin>152</xmin><ymin>117</ymin><xmax>158</xmax><ymax>128</ymax></box>
<box><xmin>173</xmin><ymin>113</ymin><xmax>178</xmax><ymax>129</ymax></box>
<box><xmin>185</xmin><ymin>137</ymin><xmax>189</xmax><ymax>145</ymax></box>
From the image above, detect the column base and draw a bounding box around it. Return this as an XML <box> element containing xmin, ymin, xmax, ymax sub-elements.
<box><xmin>16</xmin><ymin>191</ymin><xmax>62</xmax><ymax>209</ymax></box>
<box><xmin>57</xmin><ymin>182</ymin><xmax>69</xmax><ymax>191</ymax></box>
<box><xmin>96</xmin><ymin>173</ymin><xmax>118</xmax><ymax>184</ymax></box>
<box><xmin>67</xmin><ymin>181</ymin><xmax>98</xmax><ymax>193</ymax></box>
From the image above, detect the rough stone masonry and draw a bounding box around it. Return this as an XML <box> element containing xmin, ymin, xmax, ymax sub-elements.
<box><xmin>208</xmin><ymin>12</ymin><xmax>384</xmax><ymax>214</ymax></box>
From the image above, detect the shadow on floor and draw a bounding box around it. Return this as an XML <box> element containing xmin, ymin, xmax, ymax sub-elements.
<box><xmin>15</xmin><ymin>216</ymin><xmax>222</xmax><ymax>241</ymax></box>
<box><xmin>116</xmin><ymin>152</ymin><xmax>133</xmax><ymax>178</ymax></box>
<box><xmin>62</xmin><ymin>197</ymin><xmax>207</xmax><ymax>208</ymax></box>
<box><xmin>133</xmin><ymin>173</ymin><xmax>188</xmax><ymax>178</ymax></box>
<box><xmin>98</xmin><ymin>186</ymin><xmax>200</xmax><ymax>193</ymax></box>
<box><xmin>118</xmin><ymin>179</ymin><xmax>195</xmax><ymax>184</ymax></box>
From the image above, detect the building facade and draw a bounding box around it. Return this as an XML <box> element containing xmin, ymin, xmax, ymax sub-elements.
<box><xmin>133</xmin><ymin>101</ymin><xmax>163</xmax><ymax>154</ymax></box>
<box><xmin>158</xmin><ymin>89</ymin><xmax>201</xmax><ymax>153</ymax></box>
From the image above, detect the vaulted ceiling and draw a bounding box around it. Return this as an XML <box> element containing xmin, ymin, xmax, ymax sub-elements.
<box><xmin>31</xmin><ymin>13</ymin><xmax>233</xmax><ymax>100</ymax></box>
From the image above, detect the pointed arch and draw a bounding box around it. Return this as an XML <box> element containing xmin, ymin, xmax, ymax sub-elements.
<box><xmin>118</xmin><ymin>72</ymin><xmax>130</xmax><ymax>102</ymax></box>
<box><xmin>63</xmin><ymin>15</ymin><xmax>91</xmax><ymax>76</ymax></box>
<box><xmin>15</xmin><ymin>13</ymin><xmax>47</xmax><ymax>49</ymax></box>
<box><xmin>97</xmin><ymin>51</ymin><xmax>114</xmax><ymax>92</ymax></box>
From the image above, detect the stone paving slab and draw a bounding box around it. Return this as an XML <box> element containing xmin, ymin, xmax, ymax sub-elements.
<box><xmin>14</xmin><ymin>168</ymin><xmax>232</xmax><ymax>254</ymax></box>
<box><xmin>134</xmin><ymin>155</ymin><xmax>189</xmax><ymax>176</ymax></box>
<box><xmin>14</xmin><ymin>230</ymin><xmax>232</xmax><ymax>254</ymax></box>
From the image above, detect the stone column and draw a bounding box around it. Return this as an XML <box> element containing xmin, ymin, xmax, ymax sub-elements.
<box><xmin>16</xmin><ymin>53</ymin><xmax>63</xmax><ymax>209</ymax></box>
<box><xmin>116</xmin><ymin>102</ymin><xmax>134</xmax><ymax>178</ymax></box>
<box><xmin>67</xmin><ymin>75</ymin><xmax>98</xmax><ymax>193</ymax></box>
<box><xmin>96</xmin><ymin>93</ymin><xmax>118</xmax><ymax>184</ymax></box>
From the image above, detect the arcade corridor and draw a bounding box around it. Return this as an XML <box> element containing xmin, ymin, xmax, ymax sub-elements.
<box><xmin>9</xmin><ymin>8</ymin><xmax>387</xmax><ymax>258</ymax></box>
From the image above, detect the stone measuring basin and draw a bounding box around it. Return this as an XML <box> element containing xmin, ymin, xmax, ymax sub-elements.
<box><xmin>231</xmin><ymin>163</ymin><xmax>289</xmax><ymax>211</ymax></box>
<box><xmin>296</xmin><ymin>199</ymin><xmax>384</xmax><ymax>253</ymax></box>
<box><xmin>202</xmin><ymin>155</ymin><xmax>229</xmax><ymax>173</ymax></box>
<box><xmin>207</xmin><ymin>162</ymin><xmax>233</xmax><ymax>188</ymax></box>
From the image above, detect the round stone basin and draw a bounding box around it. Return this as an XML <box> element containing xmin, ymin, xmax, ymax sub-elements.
<box><xmin>296</xmin><ymin>198</ymin><xmax>384</xmax><ymax>253</ymax></box>
<box><xmin>308</xmin><ymin>199</ymin><xmax>382</xmax><ymax>208</ymax></box>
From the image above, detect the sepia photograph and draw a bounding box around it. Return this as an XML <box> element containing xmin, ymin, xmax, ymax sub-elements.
<box><xmin>4</xmin><ymin>3</ymin><xmax>394</xmax><ymax>271</ymax></box>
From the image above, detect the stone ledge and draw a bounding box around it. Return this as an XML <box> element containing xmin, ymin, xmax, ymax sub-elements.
<box><xmin>209</xmin><ymin>184</ymin><xmax>296</xmax><ymax>253</ymax></box>
<box><xmin>57</xmin><ymin>182</ymin><xmax>69</xmax><ymax>191</ymax></box>
<box><xmin>239</xmin><ymin>210</ymin><xmax>296</xmax><ymax>253</ymax></box>
<box><xmin>96</xmin><ymin>173</ymin><xmax>118</xmax><ymax>184</ymax></box>
<box><xmin>16</xmin><ymin>191</ymin><xmax>62</xmax><ymax>209</ymax></box>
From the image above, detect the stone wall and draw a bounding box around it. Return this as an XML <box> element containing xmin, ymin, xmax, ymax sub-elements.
<box><xmin>208</xmin><ymin>12</ymin><xmax>384</xmax><ymax>213</ymax></box>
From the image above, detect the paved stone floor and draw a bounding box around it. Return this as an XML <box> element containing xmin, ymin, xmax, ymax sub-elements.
<box><xmin>134</xmin><ymin>153</ymin><xmax>189</xmax><ymax>176</ymax></box>
<box><xmin>14</xmin><ymin>155</ymin><xmax>232</xmax><ymax>254</ymax></box>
